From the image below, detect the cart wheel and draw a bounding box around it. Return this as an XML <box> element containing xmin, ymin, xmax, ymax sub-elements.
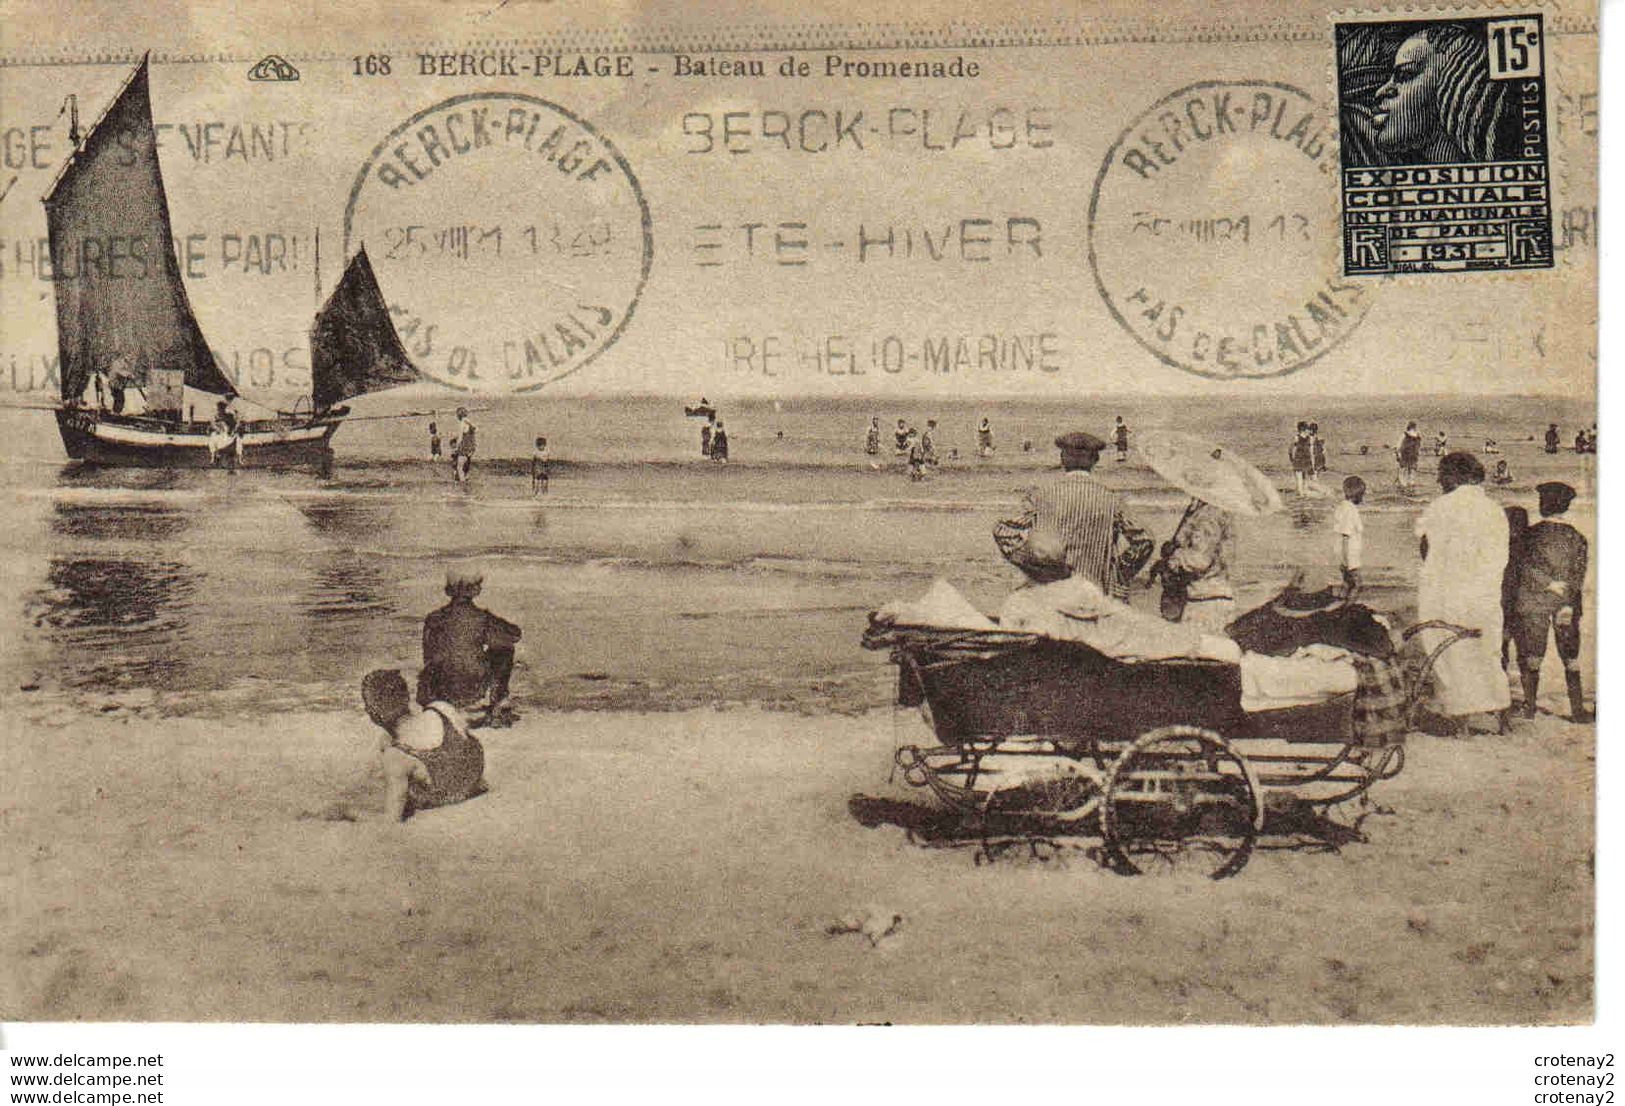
<box><xmin>1101</xmin><ymin>725</ymin><xmax>1264</xmax><ymax>880</ymax></box>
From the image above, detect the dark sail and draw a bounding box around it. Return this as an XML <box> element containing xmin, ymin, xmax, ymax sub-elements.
<box><xmin>309</xmin><ymin>247</ymin><xmax>418</xmax><ymax>412</ymax></box>
<box><xmin>43</xmin><ymin>57</ymin><xmax>236</xmax><ymax>402</ymax></box>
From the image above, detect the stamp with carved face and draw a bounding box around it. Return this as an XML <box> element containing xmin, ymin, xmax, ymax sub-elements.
<box><xmin>1336</xmin><ymin>15</ymin><xmax>1553</xmax><ymax>275</ymax></box>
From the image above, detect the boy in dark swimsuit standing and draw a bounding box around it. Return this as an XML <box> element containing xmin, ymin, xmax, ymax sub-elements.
<box><xmin>1512</xmin><ymin>482</ymin><xmax>1591</xmax><ymax>722</ymax></box>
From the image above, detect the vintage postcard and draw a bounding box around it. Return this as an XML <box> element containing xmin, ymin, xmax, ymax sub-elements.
<box><xmin>0</xmin><ymin>0</ymin><xmax>1599</xmax><ymax>1041</ymax></box>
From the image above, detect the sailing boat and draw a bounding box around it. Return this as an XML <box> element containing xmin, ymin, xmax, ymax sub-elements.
<box><xmin>45</xmin><ymin>56</ymin><xmax>416</xmax><ymax>467</ymax></box>
<box><xmin>308</xmin><ymin>246</ymin><xmax>419</xmax><ymax>418</ymax></box>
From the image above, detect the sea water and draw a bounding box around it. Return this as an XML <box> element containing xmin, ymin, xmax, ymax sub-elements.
<box><xmin>0</xmin><ymin>393</ymin><xmax>1595</xmax><ymax>716</ymax></box>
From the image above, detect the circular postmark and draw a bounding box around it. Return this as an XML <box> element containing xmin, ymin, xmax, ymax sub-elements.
<box><xmin>344</xmin><ymin>93</ymin><xmax>652</xmax><ymax>393</ymax></box>
<box><xmin>1088</xmin><ymin>81</ymin><xmax>1369</xmax><ymax>381</ymax></box>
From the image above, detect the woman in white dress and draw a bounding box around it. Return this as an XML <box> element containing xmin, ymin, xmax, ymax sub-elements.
<box><xmin>1414</xmin><ymin>452</ymin><xmax>1512</xmax><ymax>731</ymax></box>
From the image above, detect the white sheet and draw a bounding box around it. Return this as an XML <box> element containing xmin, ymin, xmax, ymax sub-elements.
<box><xmin>1239</xmin><ymin>645</ymin><xmax>1359</xmax><ymax>712</ymax></box>
<box><xmin>996</xmin><ymin>577</ymin><xmax>1242</xmax><ymax>664</ymax></box>
<box><xmin>873</xmin><ymin>579</ymin><xmax>999</xmax><ymax>632</ymax></box>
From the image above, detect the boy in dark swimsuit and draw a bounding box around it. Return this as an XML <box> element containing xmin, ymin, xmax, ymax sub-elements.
<box><xmin>1289</xmin><ymin>421</ymin><xmax>1313</xmax><ymax>496</ymax></box>
<box><xmin>1512</xmin><ymin>483</ymin><xmax>1591</xmax><ymax>721</ymax></box>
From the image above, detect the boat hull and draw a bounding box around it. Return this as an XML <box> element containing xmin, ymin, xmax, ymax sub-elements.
<box><xmin>55</xmin><ymin>408</ymin><xmax>341</xmax><ymax>468</ymax></box>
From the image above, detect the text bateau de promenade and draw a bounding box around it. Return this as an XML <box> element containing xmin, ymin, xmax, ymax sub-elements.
<box><xmin>371</xmin><ymin>104</ymin><xmax>620</xmax><ymax>190</ymax></box>
<box><xmin>672</xmin><ymin>53</ymin><xmax>981</xmax><ymax>79</ymax></box>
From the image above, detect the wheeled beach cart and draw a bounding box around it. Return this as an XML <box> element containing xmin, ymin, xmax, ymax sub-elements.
<box><xmin>863</xmin><ymin>619</ymin><xmax>1476</xmax><ymax>879</ymax></box>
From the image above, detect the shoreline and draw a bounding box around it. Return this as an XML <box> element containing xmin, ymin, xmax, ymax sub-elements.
<box><xmin>2</xmin><ymin>700</ymin><xmax>1593</xmax><ymax>1024</ymax></box>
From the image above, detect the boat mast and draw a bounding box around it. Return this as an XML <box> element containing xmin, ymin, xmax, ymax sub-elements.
<box><xmin>302</xmin><ymin>225</ymin><xmax>320</xmax><ymax>415</ymax></box>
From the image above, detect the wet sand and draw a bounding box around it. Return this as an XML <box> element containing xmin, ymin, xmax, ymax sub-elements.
<box><xmin>1</xmin><ymin>693</ymin><xmax>1592</xmax><ymax>1024</ymax></box>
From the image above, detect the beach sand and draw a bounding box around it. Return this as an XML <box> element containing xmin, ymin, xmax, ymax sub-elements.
<box><xmin>1</xmin><ymin>693</ymin><xmax>1592</xmax><ymax>1024</ymax></box>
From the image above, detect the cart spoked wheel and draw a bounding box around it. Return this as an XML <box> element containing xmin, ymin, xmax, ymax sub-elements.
<box><xmin>1101</xmin><ymin>725</ymin><xmax>1265</xmax><ymax>880</ymax></box>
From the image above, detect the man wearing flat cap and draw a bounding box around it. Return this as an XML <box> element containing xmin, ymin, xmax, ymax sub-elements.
<box><xmin>994</xmin><ymin>431</ymin><xmax>1154</xmax><ymax>597</ymax></box>
<box><xmin>419</xmin><ymin>565</ymin><xmax>522</xmax><ymax>723</ymax></box>
<box><xmin>1510</xmin><ymin>482</ymin><xmax>1591</xmax><ymax>722</ymax></box>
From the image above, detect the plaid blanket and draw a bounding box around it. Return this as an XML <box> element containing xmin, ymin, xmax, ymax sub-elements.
<box><xmin>1352</xmin><ymin>656</ymin><xmax>1408</xmax><ymax>748</ymax></box>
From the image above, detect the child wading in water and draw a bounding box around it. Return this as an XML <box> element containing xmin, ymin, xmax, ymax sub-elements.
<box><xmin>905</xmin><ymin>428</ymin><xmax>928</xmax><ymax>480</ymax></box>
<box><xmin>1289</xmin><ymin>421</ymin><xmax>1314</xmax><ymax>496</ymax></box>
<box><xmin>451</xmin><ymin>407</ymin><xmax>477</xmax><ymax>484</ymax></box>
<box><xmin>1333</xmin><ymin>475</ymin><xmax>1365</xmax><ymax>599</ymax></box>
<box><xmin>1397</xmin><ymin>421</ymin><xmax>1422</xmax><ymax>491</ymax></box>
<box><xmin>531</xmin><ymin>436</ymin><xmax>549</xmax><ymax>495</ymax></box>
<box><xmin>363</xmin><ymin>669</ymin><xmax>487</xmax><ymax>822</ymax></box>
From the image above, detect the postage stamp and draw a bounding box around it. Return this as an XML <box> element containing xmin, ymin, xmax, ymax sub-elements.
<box><xmin>1335</xmin><ymin>13</ymin><xmax>1553</xmax><ymax>275</ymax></box>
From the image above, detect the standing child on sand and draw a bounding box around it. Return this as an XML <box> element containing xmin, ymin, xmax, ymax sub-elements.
<box><xmin>428</xmin><ymin>419</ymin><xmax>442</xmax><ymax>461</ymax></box>
<box><xmin>1512</xmin><ymin>482</ymin><xmax>1591</xmax><ymax>722</ymax></box>
<box><xmin>1114</xmin><ymin>416</ymin><xmax>1130</xmax><ymax>462</ymax></box>
<box><xmin>710</xmin><ymin>420</ymin><xmax>729</xmax><ymax>464</ymax></box>
<box><xmin>1333</xmin><ymin>475</ymin><xmax>1365</xmax><ymax>598</ymax></box>
<box><xmin>864</xmin><ymin>417</ymin><xmax>881</xmax><ymax>456</ymax></box>
<box><xmin>531</xmin><ymin>437</ymin><xmax>549</xmax><ymax>495</ymax></box>
<box><xmin>977</xmin><ymin>417</ymin><xmax>994</xmax><ymax>457</ymax></box>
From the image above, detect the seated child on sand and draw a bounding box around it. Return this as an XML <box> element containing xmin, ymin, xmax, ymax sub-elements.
<box><xmin>363</xmin><ymin>669</ymin><xmax>488</xmax><ymax>821</ymax></box>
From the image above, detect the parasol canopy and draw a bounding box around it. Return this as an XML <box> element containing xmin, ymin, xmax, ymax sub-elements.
<box><xmin>1136</xmin><ymin>432</ymin><xmax>1284</xmax><ymax>517</ymax></box>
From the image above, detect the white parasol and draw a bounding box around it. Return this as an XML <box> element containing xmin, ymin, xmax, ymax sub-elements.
<box><xmin>1136</xmin><ymin>432</ymin><xmax>1284</xmax><ymax>517</ymax></box>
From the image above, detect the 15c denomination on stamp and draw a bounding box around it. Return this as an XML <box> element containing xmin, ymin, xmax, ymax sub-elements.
<box><xmin>1336</xmin><ymin>13</ymin><xmax>1553</xmax><ymax>275</ymax></box>
<box><xmin>343</xmin><ymin>93</ymin><xmax>653</xmax><ymax>392</ymax></box>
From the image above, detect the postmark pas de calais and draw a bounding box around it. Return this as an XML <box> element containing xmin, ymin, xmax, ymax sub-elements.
<box><xmin>1336</xmin><ymin>14</ymin><xmax>1552</xmax><ymax>275</ymax></box>
<box><xmin>344</xmin><ymin>94</ymin><xmax>652</xmax><ymax>393</ymax></box>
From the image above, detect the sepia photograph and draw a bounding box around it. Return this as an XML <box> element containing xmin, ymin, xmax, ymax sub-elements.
<box><xmin>0</xmin><ymin>0</ymin><xmax>1609</xmax><ymax>1097</ymax></box>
